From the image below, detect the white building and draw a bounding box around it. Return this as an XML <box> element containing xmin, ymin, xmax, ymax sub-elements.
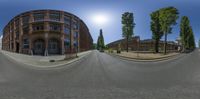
<box><xmin>0</xmin><ymin>35</ymin><xmax>2</xmax><ymax>50</ymax></box>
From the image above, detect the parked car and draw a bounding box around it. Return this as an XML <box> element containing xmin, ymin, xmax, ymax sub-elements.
<box><xmin>99</xmin><ymin>49</ymin><xmax>104</xmax><ymax>52</ymax></box>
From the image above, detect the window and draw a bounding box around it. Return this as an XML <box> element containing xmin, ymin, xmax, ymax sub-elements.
<box><xmin>50</xmin><ymin>12</ymin><xmax>60</xmax><ymax>21</ymax></box>
<box><xmin>48</xmin><ymin>41</ymin><xmax>57</xmax><ymax>50</ymax></box>
<box><xmin>50</xmin><ymin>24</ymin><xmax>61</xmax><ymax>31</ymax></box>
<box><xmin>16</xmin><ymin>31</ymin><xmax>19</xmax><ymax>40</ymax></box>
<box><xmin>73</xmin><ymin>40</ymin><xmax>78</xmax><ymax>47</ymax></box>
<box><xmin>15</xmin><ymin>18</ymin><xmax>20</xmax><ymax>30</ymax></box>
<box><xmin>33</xmin><ymin>13</ymin><xmax>45</xmax><ymax>21</ymax></box>
<box><xmin>64</xmin><ymin>38</ymin><xmax>70</xmax><ymax>48</ymax></box>
<box><xmin>23</xmin><ymin>26</ymin><xmax>29</xmax><ymax>34</ymax></box>
<box><xmin>33</xmin><ymin>24</ymin><xmax>44</xmax><ymax>31</ymax></box>
<box><xmin>22</xmin><ymin>16</ymin><xmax>29</xmax><ymax>25</ymax></box>
<box><xmin>73</xmin><ymin>32</ymin><xmax>78</xmax><ymax>38</ymax></box>
<box><xmin>73</xmin><ymin>24</ymin><xmax>79</xmax><ymax>30</ymax></box>
<box><xmin>23</xmin><ymin>38</ymin><xmax>29</xmax><ymax>49</ymax></box>
<box><xmin>73</xmin><ymin>20</ymin><xmax>79</xmax><ymax>30</ymax></box>
<box><xmin>64</xmin><ymin>26</ymin><xmax>70</xmax><ymax>35</ymax></box>
<box><xmin>64</xmin><ymin>16</ymin><xmax>70</xmax><ymax>25</ymax></box>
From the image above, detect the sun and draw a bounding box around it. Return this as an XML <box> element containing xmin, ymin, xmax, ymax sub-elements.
<box><xmin>91</xmin><ymin>13</ymin><xmax>109</xmax><ymax>26</ymax></box>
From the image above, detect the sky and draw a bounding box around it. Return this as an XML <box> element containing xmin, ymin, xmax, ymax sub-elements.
<box><xmin>0</xmin><ymin>0</ymin><xmax>199</xmax><ymax>46</ymax></box>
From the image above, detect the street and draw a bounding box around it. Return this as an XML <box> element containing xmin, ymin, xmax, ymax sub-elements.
<box><xmin>0</xmin><ymin>50</ymin><xmax>200</xmax><ymax>99</ymax></box>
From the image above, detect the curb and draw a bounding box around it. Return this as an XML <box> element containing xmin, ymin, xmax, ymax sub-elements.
<box><xmin>106</xmin><ymin>52</ymin><xmax>183</xmax><ymax>62</ymax></box>
<box><xmin>0</xmin><ymin>50</ymin><xmax>91</xmax><ymax>70</ymax></box>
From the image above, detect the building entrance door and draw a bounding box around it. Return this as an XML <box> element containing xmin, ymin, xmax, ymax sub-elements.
<box><xmin>48</xmin><ymin>39</ymin><xmax>59</xmax><ymax>55</ymax></box>
<box><xmin>16</xmin><ymin>43</ymin><xmax>19</xmax><ymax>53</ymax></box>
<box><xmin>34</xmin><ymin>39</ymin><xmax>44</xmax><ymax>55</ymax></box>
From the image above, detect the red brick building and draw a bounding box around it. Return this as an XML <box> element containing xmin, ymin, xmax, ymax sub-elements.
<box><xmin>107</xmin><ymin>36</ymin><xmax>179</xmax><ymax>52</ymax></box>
<box><xmin>79</xmin><ymin>20</ymin><xmax>93</xmax><ymax>51</ymax></box>
<box><xmin>2</xmin><ymin>10</ymin><xmax>93</xmax><ymax>56</ymax></box>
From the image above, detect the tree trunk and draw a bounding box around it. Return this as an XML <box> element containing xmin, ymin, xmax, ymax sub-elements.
<box><xmin>164</xmin><ymin>32</ymin><xmax>167</xmax><ymax>55</ymax></box>
<box><xmin>182</xmin><ymin>45</ymin><xmax>185</xmax><ymax>53</ymax></box>
<box><xmin>126</xmin><ymin>37</ymin><xmax>128</xmax><ymax>52</ymax></box>
<box><xmin>155</xmin><ymin>39</ymin><xmax>159</xmax><ymax>53</ymax></box>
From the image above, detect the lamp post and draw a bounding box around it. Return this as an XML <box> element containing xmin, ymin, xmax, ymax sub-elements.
<box><xmin>137</xmin><ymin>37</ymin><xmax>140</xmax><ymax>57</ymax></box>
<box><xmin>76</xmin><ymin>41</ymin><xmax>78</xmax><ymax>57</ymax></box>
<box><xmin>44</xmin><ymin>33</ymin><xmax>48</xmax><ymax>56</ymax></box>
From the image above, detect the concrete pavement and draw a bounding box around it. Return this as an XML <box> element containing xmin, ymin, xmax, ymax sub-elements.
<box><xmin>0</xmin><ymin>50</ymin><xmax>92</xmax><ymax>69</ymax></box>
<box><xmin>106</xmin><ymin>50</ymin><xmax>182</xmax><ymax>62</ymax></box>
<box><xmin>0</xmin><ymin>50</ymin><xmax>200</xmax><ymax>98</ymax></box>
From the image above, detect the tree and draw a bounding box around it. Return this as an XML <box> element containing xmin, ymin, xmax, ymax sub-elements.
<box><xmin>99</xmin><ymin>29</ymin><xmax>105</xmax><ymax>49</ymax></box>
<box><xmin>150</xmin><ymin>11</ymin><xmax>164</xmax><ymax>53</ymax></box>
<box><xmin>188</xmin><ymin>27</ymin><xmax>195</xmax><ymax>49</ymax></box>
<box><xmin>122</xmin><ymin>12</ymin><xmax>135</xmax><ymax>52</ymax></box>
<box><xmin>97</xmin><ymin>29</ymin><xmax>105</xmax><ymax>50</ymax></box>
<box><xmin>93</xmin><ymin>43</ymin><xmax>97</xmax><ymax>49</ymax></box>
<box><xmin>199</xmin><ymin>39</ymin><xmax>200</xmax><ymax>48</ymax></box>
<box><xmin>97</xmin><ymin>36</ymin><xmax>100</xmax><ymax>50</ymax></box>
<box><xmin>159</xmin><ymin>7</ymin><xmax>179</xmax><ymax>54</ymax></box>
<box><xmin>180</xmin><ymin>16</ymin><xmax>190</xmax><ymax>51</ymax></box>
<box><xmin>180</xmin><ymin>16</ymin><xmax>195</xmax><ymax>51</ymax></box>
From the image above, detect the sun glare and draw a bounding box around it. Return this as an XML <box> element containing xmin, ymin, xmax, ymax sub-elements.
<box><xmin>92</xmin><ymin>13</ymin><xmax>109</xmax><ymax>26</ymax></box>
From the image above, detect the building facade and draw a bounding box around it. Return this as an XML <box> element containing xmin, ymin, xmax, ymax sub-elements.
<box><xmin>79</xmin><ymin>20</ymin><xmax>93</xmax><ymax>51</ymax></box>
<box><xmin>107</xmin><ymin>36</ymin><xmax>179</xmax><ymax>52</ymax></box>
<box><xmin>2</xmin><ymin>10</ymin><xmax>93</xmax><ymax>56</ymax></box>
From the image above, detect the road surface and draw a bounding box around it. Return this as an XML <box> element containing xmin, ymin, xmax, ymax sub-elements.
<box><xmin>0</xmin><ymin>50</ymin><xmax>200</xmax><ymax>99</ymax></box>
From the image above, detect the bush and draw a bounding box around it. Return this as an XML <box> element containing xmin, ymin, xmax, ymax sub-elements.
<box><xmin>108</xmin><ymin>48</ymin><xmax>113</xmax><ymax>53</ymax></box>
<box><xmin>117</xmin><ymin>50</ymin><xmax>121</xmax><ymax>54</ymax></box>
<box><xmin>117</xmin><ymin>43</ymin><xmax>121</xmax><ymax>54</ymax></box>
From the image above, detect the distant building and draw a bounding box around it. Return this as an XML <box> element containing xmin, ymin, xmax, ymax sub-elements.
<box><xmin>0</xmin><ymin>35</ymin><xmax>2</xmax><ymax>49</ymax></box>
<box><xmin>175</xmin><ymin>37</ymin><xmax>182</xmax><ymax>46</ymax></box>
<box><xmin>175</xmin><ymin>37</ymin><xmax>182</xmax><ymax>51</ymax></box>
<box><xmin>107</xmin><ymin>36</ymin><xmax>140</xmax><ymax>51</ymax></box>
<box><xmin>107</xmin><ymin>36</ymin><xmax>179</xmax><ymax>52</ymax></box>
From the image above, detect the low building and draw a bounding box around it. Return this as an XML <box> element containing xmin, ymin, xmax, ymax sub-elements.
<box><xmin>107</xmin><ymin>36</ymin><xmax>179</xmax><ymax>52</ymax></box>
<box><xmin>107</xmin><ymin>36</ymin><xmax>140</xmax><ymax>51</ymax></box>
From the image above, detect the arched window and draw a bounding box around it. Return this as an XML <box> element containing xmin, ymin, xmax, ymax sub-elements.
<box><xmin>48</xmin><ymin>39</ymin><xmax>59</xmax><ymax>54</ymax></box>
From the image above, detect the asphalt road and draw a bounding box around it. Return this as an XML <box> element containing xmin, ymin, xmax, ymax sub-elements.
<box><xmin>0</xmin><ymin>50</ymin><xmax>200</xmax><ymax>99</ymax></box>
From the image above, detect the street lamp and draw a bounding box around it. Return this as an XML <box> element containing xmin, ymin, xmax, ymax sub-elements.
<box><xmin>75</xmin><ymin>41</ymin><xmax>78</xmax><ymax>58</ymax></box>
<box><xmin>137</xmin><ymin>37</ymin><xmax>140</xmax><ymax>57</ymax></box>
<box><xmin>44</xmin><ymin>33</ymin><xmax>48</xmax><ymax>56</ymax></box>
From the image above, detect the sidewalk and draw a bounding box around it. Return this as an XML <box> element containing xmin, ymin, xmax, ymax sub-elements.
<box><xmin>0</xmin><ymin>50</ymin><xmax>92</xmax><ymax>68</ymax></box>
<box><xmin>107</xmin><ymin>51</ymin><xmax>181</xmax><ymax>62</ymax></box>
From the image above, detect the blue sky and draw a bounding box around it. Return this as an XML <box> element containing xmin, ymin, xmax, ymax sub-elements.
<box><xmin>0</xmin><ymin>0</ymin><xmax>199</xmax><ymax>46</ymax></box>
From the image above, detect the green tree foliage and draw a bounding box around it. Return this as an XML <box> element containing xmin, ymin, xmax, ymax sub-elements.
<box><xmin>180</xmin><ymin>16</ymin><xmax>195</xmax><ymax>51</ymax></box>
<box><xmin>159</xmin><ymin>7</ymin><xmax>179</xmax><ymax>54</ymax></box>
<box><xmin>97</xmin><ymin>29</ymin><xmax>105</xmax><ymax>50</ymax></box>
<box><xmin>99</xmin><ymin>29</ymin><xmax>105</xmax><ymax>49</ymax></box>
<box><xmin>180</xmin><ymin>16</ymin><xmax>190</xmax><ymax>50</ymax></box>
<box><xmin>93</xmin><ymin>43</ymin><xmax>97</xmax><ymax>49</ymax></box>
<box><xmin>97</xmin><ymin>36</ymin><xmax>100</xmax><ymax>50</ymax></box>
<box><xmin>122</xmin><ymin>12</ymin><xmax>135</xmax><ymax>52</ymax></box>
<box><xmin>188</xmin><ymin>27</ymin><xmax>195</xmax><ymax>49</ymax></box>
<box><xmin>150</xmin><ymin>11</ymin><xmax>163</xmax><ymax>53</ymax></box>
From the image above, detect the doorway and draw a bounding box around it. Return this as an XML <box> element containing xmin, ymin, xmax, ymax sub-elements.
<box><xmin>33</xmin><ymin>39</ymin><xmax>45</xmax><ymax>55</ymax></box>
<box><xmin>16</xmin><ymin>43</ymin><xmax>19</xmax><ymax>53</ymax></box>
